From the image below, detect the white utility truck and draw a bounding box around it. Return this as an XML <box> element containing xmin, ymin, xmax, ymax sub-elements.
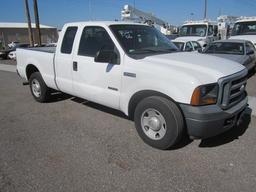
<box><xmin>176</xmin><ymin>20</ymin><xmax>218</xmax><ymax>48</ymax></box>
<box><xmin>17</xmin><ymin>21</ymin><xmax>248</xmax><ymax>149</ymax></box>
<box><xmin>121</xmin><ymin>4</ymin><xmax>177</xmax><ymax>35</ymax></box>
<box><xmin>230</xmin><ymin>17</ymin><xmax>256</xmax><ymax>47</ymax></box>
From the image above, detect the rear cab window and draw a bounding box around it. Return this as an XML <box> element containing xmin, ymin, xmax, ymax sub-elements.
<box><xmin>61</xmin><ymin>26</ymin><xmax>78</xmax><ymax>54</ymax></box>
<box><xmin>185</xmin><ymin>42</ymin><xmax>193</xmax><ymax>51</ymax></box>
<box><xmin>173</xmin><ymin>42</ymin><xmax>185</xmax><ymax>51</ymax></box>
<box><xmin>191</xmin><ymin>41</ymin><xmax>201</xmax><ymax>50</ymax></box>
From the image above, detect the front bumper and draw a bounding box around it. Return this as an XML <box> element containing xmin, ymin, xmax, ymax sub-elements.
<box><xmin>179</xmin><ymin>96</ymin><xmax>248</xmax><ymax>139</ymax></box>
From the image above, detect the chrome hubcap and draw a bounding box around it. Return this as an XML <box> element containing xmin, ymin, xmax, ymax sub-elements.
<box><xmin>31</xmin><ymin>79</ymin><xmax>41</xmax><ymax>97</ymax></box>
<box><xmin>141</xmin><ymin>109</ymin><xmax>167</xmax><ymax>140</ymax></box>
<box><xmin>148</xmin><ymin>116</ymin><xmax>161</xmax><ymax>131</ymax></box>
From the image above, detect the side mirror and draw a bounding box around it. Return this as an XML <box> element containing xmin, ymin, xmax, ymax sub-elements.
<box><xmin>213</xmin><ymin>26</ymin><xmax>218</xmax><ymax>37</ymax></box>
<box><xmin>246</xmin><ymin>50</ymin><xmax>255</xmax><ymax>55</ymax></box>
<box><xmin>94</xmin><ymin>50</ymin><xmax>119</xmax><ymax>64</ymax></box>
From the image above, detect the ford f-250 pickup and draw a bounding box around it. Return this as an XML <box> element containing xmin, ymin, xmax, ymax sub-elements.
<box><xmin>16</xmin><ymin>21</ymin><xmax>248</xmax><ymax>149</ymax></box>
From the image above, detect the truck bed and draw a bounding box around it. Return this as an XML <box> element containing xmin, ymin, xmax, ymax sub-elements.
<box><xmin>16</xmin><ymin>47</ymin><xmax>58</xmax><ymax>90</ymax></box>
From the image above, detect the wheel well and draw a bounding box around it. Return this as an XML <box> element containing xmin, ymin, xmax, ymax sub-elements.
<box><xmin>26</xmin><ymin>64</ymin><xmax>39</xmax><ymax>80</ymax></box>
<box><xmin>128</xmin><ymin>90</ymin><xmax>176</xmax><ymax>119</ymax></box>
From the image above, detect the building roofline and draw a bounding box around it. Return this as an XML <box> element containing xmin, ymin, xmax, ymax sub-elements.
<box><xmin>0</xmin><ymin>22</ymin><xmax>56</xmax><ymax>29</ymax></box>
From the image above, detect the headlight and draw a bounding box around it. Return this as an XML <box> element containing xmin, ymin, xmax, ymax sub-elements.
<box><xmin>190</xmin><ymin>83</ymin><xmax>219</xmax><ymax>106</ymax></box>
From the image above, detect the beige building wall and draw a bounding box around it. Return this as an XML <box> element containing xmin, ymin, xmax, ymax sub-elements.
<box><xmin>0</xmin><ymin>27</ymin><xmax>58</xmax><ymax>48</ymax></box>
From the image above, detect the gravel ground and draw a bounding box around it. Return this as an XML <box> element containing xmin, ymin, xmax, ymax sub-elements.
<box><xmin>0</xmin><ymin>71</ymin><xmax>256</xmax><ymax>192</ymax></box>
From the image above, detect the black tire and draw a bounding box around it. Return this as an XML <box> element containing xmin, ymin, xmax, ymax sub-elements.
<box><xmin>134</xmin><ymin>96</ymin><xmax>184</xmax><ymax>150</ymax></box>
<box><xmin>29</xmin><ymin>72</ymin><xmax>51</xmax><ymax>102</ymax></box>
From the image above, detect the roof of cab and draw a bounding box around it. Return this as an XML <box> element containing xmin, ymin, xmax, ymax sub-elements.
<box><xmin>64</xmin><ymin>21</ymin><xmax>148</xmax><ymax>27</ymax></box>
<box><xmin>236</xmin><ymin>17</ymin><xmax>256</xmax><ymax>23</ymax></box>
<box><xmin>182</xmin><ymin>20</ymin><xmax>217</xmax><ymax>26</ymax></box>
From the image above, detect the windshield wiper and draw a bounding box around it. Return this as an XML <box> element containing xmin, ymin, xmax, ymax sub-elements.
<box><xmin>141</xmin><ymin>48</ymin><xmax>161</xmax><ymax>52</ymax></box>
<box><xmin>129</xmin><ymin>48</ymin><xmax>161</xmax><ymax>54</ymax></box>
<box><xmin>159</xmin><ymin>48</ymin><xmax>178</xmax><ymax>52</ymax></box>
<box><xmin>129</xmin><ymin>47</ymin><xmax>177</xmax><ymax>54</ymax></box>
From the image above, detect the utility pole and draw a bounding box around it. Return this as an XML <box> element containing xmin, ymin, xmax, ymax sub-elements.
<box><xmin>89</xmin><ymin>0</ymin><xmax>92</xmax><ymax>20</ymax></box>
<box><xmin>204</xmin><ymin>0</ymin><xmax>207</xmax><ymax>19</ymax></box>
<box><xmin>33</xmin><ymin>0</ymin><xmax>41</xmax><ymax>46</ymax></box>
<box><xmin>24</xmin><ymin>0</ymin><xmax>34</xmax><ymax>47</ymax></box>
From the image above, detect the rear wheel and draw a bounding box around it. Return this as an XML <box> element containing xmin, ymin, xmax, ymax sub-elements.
<box><xmin>134</xmin><ymin>96</ymin><xmax>184</xmax><ymax>150</ymax></box>
<box><xmin>29</xmin><ymin>72</ymin><xmax>51</xmax><ymax>102</ymax></box>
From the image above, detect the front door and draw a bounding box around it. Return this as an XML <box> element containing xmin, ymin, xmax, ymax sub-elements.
<box><xmin>72</xmin><ymin>26</ymin><xmax>122</xmax><ymax>109</ymax></box>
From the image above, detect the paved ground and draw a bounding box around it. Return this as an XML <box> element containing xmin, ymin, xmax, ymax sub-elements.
<box><xmin>0</xmin><ymin>59</ymin><xmax>16</xmax><ymax>65</ymax></box>
<box><xmin>0</xmin><ymin>68</ymin><xmax>256</xmax><ymax>192</ymax></box>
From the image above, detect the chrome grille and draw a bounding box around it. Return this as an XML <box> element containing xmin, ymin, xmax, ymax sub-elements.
<box><xmin>218</xmin><ymin>69</ymin><xmax>247</xmax><ymax>109</ymax></box>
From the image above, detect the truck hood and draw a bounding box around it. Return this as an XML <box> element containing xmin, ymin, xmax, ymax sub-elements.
<box><xmin>229</xmin><ymin>35</ymin><xmax>256</xmax><ymax>45</ymax></box>
<box><xmin>141</xmin><ymin>52</ymin><xmax>245</xmax><ymax>84</ymax></box>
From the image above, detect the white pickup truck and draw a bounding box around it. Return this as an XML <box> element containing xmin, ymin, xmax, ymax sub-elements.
<box><xmin>17</xmin><ymin>21</ymin><xmax>248</xmax><ymax>149</ymax></box>
<box><xmin>229</xmin><ymin>17</ymin><xmax>256</xmax><ymax>47</ymax></box>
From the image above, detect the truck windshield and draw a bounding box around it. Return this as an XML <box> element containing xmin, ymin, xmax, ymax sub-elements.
<box><xmin>232</xmin><ymin>21</ymin><xmax>256</xmax><ymax>36</ymax></box>
<box><xmin>179</xmin><ymin>25</ymin><xmax>207</xmax><ymax>37</ymax></box>
<box><xmin>110</xmin><ymin>25</ymin><xmax>177</xmax><ymax>56</ymax></box>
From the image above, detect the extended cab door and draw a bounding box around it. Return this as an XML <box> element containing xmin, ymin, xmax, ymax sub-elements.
<box><xmin>72</xmin><ymin>25</ymin><xmax>122</xmax><ymax>109</ymax></box>
<box><xmin>55</xmin><ymin>26</ymin><xmax>78</xmax><ymax>94</ymax></box>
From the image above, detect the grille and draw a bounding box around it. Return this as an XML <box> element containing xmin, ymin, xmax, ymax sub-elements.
<box><xmin>219</xmin><ymin>70</ymin><xmax>247</xmax><ymax>109</ymax></box>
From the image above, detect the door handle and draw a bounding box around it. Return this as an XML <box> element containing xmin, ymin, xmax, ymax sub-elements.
<box><xmin>73</xmin><ymin>61</ymin><xmax>78</xmax><ymax>71</ymax></box>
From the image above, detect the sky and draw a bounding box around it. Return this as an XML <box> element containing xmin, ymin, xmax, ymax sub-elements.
<box><xmin>1</xmin><ymin>0</ymin><xmax>256</xmax><ymax>29</ymax></box>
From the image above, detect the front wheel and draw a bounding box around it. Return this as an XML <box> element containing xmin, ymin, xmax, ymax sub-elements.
<box><xmin>134</xmin><ymin>96</ymin><xmax>184</xmax><ymax>150</ymax></box>
<box><xmin>29</xmin><ymin>72</ymin><xmax>51</xmax><ymax>102</ymax></box>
